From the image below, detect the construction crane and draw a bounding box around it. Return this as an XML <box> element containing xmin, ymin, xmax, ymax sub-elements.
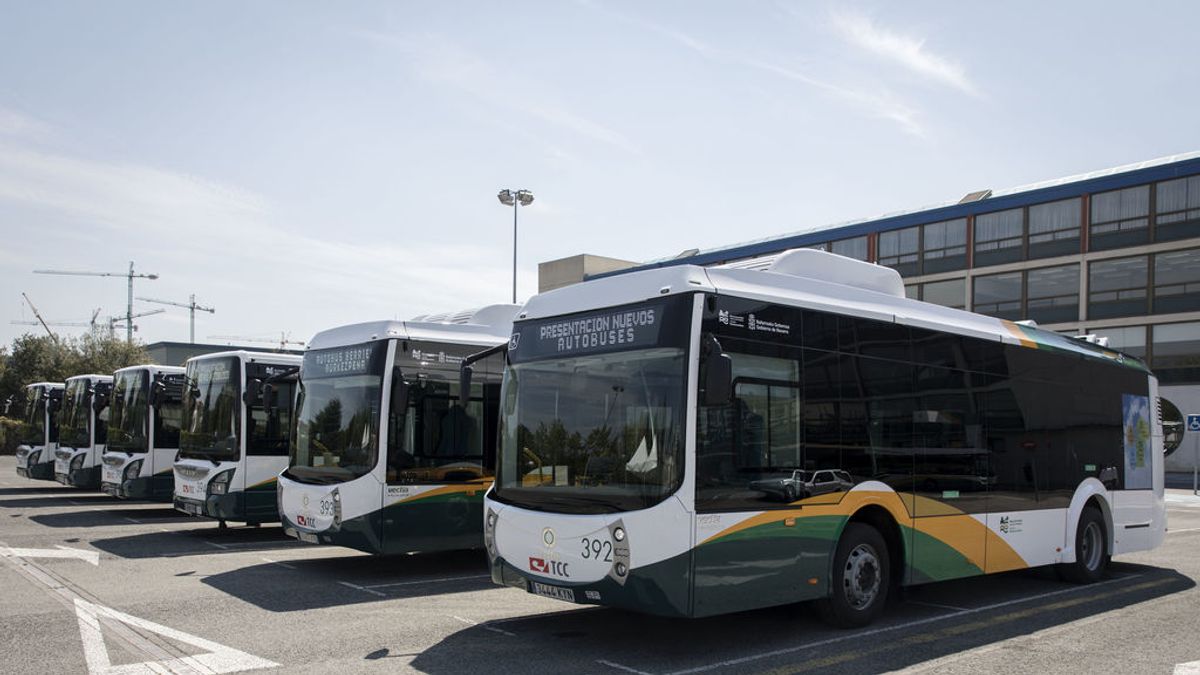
<box><xmin>33</xmin><ymin>261</ymin><xmax>159</xmax><ymax>342</ymax></box>
<box><xmin>108</xmin><ymin>308</ymin><xmax>166</xmax><ymax>338</ymax></box>
<box><xmin>208</xmin><ymin>332</ymin><xmax>306</xmax><ymax>351</ymax></box>
<box><xmin>136</xmin><ymin>294</ymin><xmax>215</xmax><ymax>344</ymax></box>
<box><xmin>17</xmin><ymin>292</ymin><xmax>56</xmax><ymax>339</ymax></box>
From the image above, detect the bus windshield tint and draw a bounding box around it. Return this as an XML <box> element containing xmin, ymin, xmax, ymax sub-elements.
<box><xmin>180</xmin><ymin>357</ymin><xmax>241</xmax><ymax>460</ymax></box>
<box><xmin>108</xmin><ymin>371</ymin><xmax>149</xmax><ymax>454</ymax></box>
<box><xmin>60</xmin><ymin>380</ymin><xmax>92</xmax><ymax>449</ymax></box>
<box><xmin>494</xmin><ymin>347</ymin><xmax>687</xmax><ymax>513</ymax></box>
<box><xmin>288</xmin><ymin>341</ymin><xmax>387</xmax><ymax>484</ymax></box>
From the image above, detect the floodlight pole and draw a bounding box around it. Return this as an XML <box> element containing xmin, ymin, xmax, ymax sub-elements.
<box><xmin>497</xmin><ymin>189</ymin><xmax>534</xmax><ymax>304</ymax></box>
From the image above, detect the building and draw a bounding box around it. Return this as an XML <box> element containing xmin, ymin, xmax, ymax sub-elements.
<box><xmin>144</xmin><ymin>341</ymin><xmax>303</xmax><ymax>367</ymax></box>
<box><xmin>540</xmin><ymin>151</ymin><xmax>1200</xmax><ymax>470</ymax></box>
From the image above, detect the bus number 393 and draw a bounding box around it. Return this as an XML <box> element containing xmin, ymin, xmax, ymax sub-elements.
<box><xmin>581</xmin><ymin>538</ymin><xmax>613</xmax><ymax>562</ymax></box>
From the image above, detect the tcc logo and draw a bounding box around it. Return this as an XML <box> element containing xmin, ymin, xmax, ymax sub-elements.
<box><xmin>529</xmin><ymin>556</ymin><xmax>570</xmax><ymax>578</ymax></box>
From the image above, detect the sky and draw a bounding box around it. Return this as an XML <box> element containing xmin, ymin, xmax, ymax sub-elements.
<box><xmin>1</xmin><ymin>1</ymin><xmax>1198</xmax><ymax>348</ymax></box>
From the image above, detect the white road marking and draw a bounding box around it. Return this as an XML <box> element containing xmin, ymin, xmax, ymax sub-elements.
<box><xmin>260</xmin><ymin>557</ymin><xmax>296</xmax><ymax>570</ymax></box>
<box><xmin>450</xmin><ymin>615</ymin><xmax>516</xmax><ymax>637</ymax></box>
<box><xmin>123</xmin><ymin>517</ymin><xmax>142</xmax><ymax>524</ymax></box>
<box><xmin>597</xmin><ymin>659</ymin><xmax>656</xmax><ymax>675</ymax></box>
<box><xmin>74</xmin><ymin>597</ymin><xmax>279</xmax><ymax>674</ymax></box>
<box><xmin>662</xmin><ymin>574</ymin><xmax>1143</xmax><ymax>675</ymax></box>
<box><xmin>205</xmin><ymin>541</ymin><xmax>231</xmax><ymax>550</ymax></box>
<box><xmin>363</xmin><ymin>574</ymin><xmax>490</xmax><ymax>589</ymax></box>
<box><xmin>0</xmin><ymin>545</ymin><xmax>100</xmax><ymax>566</ymax></box>
<box><xmin>1176</xmin><ymin>660</ymin><xmax>1200</xmax><ymax>675</ymax></box>
<box><xmin>338</xmin><ymin>580</ymin><xmax>386</xmax><ymax>597</ymax></box>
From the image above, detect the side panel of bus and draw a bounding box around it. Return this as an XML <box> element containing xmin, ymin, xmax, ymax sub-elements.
<box><xmin>689</xmin><ymin>296</ymin><xmax>1154</xmax><ymax>615</ymax></box>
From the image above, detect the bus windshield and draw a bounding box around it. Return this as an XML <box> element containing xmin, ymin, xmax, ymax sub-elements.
<box><xmin>495</xmin><ymin>348</ymin><xmax>687</xmax><ymax>513</ymax></box>
<box><xmin>20</xmin><ymin>387</ymin><xmax>44</xmax><ymax>445</ymax></box>
<box><xmin>180</xmin><ymin>357</ymin><xmax>241</xmax><ymax>460</ymax></box>
<box><xmin>288</xmin><ymin>341</ymin><xmax>388</xmax><ymax>484</ymax></box>
<box><xmin>493</xmin><ymin>297</ymin><xmax>691</xmax><ymax>514</ymax></box>
<box><xmin>108</xmin><ymin>370</ymin><xmax>149</xmax><ymax>454</ymax></box>
<box><xmin>59</xmin><ymin>380</ymin><xmax>92</xmax><ymax>449</ymax></box>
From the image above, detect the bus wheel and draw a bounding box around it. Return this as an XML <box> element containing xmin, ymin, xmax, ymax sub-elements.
<box><xmin>817</xmin><ymin>523</ymin><xmax>890</xmax><ymax>628</ymax></box>
<box><xmin>1060</xmin><ymin>507</ymin><xmax>1108</xmax><ymax>583</ymax></box>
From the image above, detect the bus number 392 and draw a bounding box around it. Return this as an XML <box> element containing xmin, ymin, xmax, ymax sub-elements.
<box><xmin>581</xmin><ymin>538</ymin><xmax>613</xmax><ymax>562</ymax></box>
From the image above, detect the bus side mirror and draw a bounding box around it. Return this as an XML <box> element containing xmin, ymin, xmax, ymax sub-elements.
<box><xmin>92</xmin><ymin>392</ymin><xmax>109</xmax><ymax>413</ymax></box>
<box><xmin>459</xmin><ymin>365</ymin><xmax>473</xmax><ymax>407</ymax></box>
<box><xmin>391</xmin><ymin>371</ymin><xmax>409</xmax><ymax>416</ymax></box>
<box><xmin>261</xmin><ymin>383</ymin><xmax>276</xmax><ymax>413</ymax></box>
<box><xmin>149</xmin><ymin>381</ymin><xmax>165</xmax><ymax>407</ymax></box>
<box><xmin>244</xmin><ymin>379</ymin><xmax>261</xmax><ymax>406</ymax></box>
<box><xmin>700</xmin><ymin>335</ymin><xmax>732</xmax><ymax>407</ymax></box>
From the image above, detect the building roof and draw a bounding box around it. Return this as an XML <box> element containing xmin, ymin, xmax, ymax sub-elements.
<box><xmin>602</xmin><ymin>151</ymin><xmax>1200</xmax><ymax>277</ymax></box>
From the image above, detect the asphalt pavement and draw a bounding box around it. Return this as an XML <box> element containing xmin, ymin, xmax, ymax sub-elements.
<box><xmin>2</xmin><ymin>455</ymin><xmax>1198</xmax><ymax>675</ymax></box>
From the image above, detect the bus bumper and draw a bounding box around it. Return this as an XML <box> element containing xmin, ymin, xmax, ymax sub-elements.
<box><xmin>61</xmin><ymin>466</ymin><xmax>101</xmax><ymax>489</ymax></box>
<box><xmin>175</xmin><ymin>492</ymin><xmax>278</xmax><ymax>523</ymax></box>
<box><xmin>122</xmin><ymin>474</ymin><xmax>174</xmax><ymax>501</ymax></box>
<box><xmin>19</xmin><ymin>461</ymin><xmax>55</xmax><ymax>481</ymax></box>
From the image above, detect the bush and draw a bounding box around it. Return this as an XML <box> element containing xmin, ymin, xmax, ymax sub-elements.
<box><xmin>0</xmin><ymin>417</ymin><xmax>24</xmax><ymax>456</ymax></box>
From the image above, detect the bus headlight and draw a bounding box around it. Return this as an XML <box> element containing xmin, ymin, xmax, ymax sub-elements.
<box><xmin>124</xmin><ymin>460</ymin><xmax>142</xmax><ymax>480</ymax></box>
<box><xmin>71</xmin><ymin>454</ymin><xmax>86</xmax><ymax>471</ymax></box>
<box><xmin>331</xmin><ymin>488</ymin><xmax>342</xmax><ymax>528</ymax></box>
<box><xmin>208</xmin><ymin>469</ymin><xmax>235</xmax><ymax>496</ymax></box>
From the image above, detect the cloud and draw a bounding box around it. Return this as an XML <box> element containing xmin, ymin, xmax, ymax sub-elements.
<box><xmin>0</xmin><ymin>105</ymin><xmax>52</xmax><ymax>139</ymax></box>
<box><xmin>830</xmin><ymin>9</ymin><xmax>978</xmax><ymax>97</ymax></box>
<box><xmin>355</xmin><ymin>30</ymin><xmax>640</xmax><ymax>155</ymax></box>
<box><xmin>0</xmin><ymin>141</ymin><xmax>524</xmax><ymax>342</ymax></box>
<box><xmin>592</xmin><ymin>8</ymin><xmax>924</xmax><ymax>136</ymax></box>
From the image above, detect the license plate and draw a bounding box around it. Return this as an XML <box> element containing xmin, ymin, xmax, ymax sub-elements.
<box><xmin>101</xmin><ymin>484</ymin><xmax>120</xmax><ymax>497</ymax></box>
<box><xmin>56</xmin><ymin>473</ymin><xmax>70</xmax><ymax>485</ymax></box>
<box><xmin>16</xmin><ymin>468</ymin><xmax>29</xmax><ymax>478</ymax></box>
<box><xmin>529</xmin><ymin>581</ymin><xmax>576</xmax><ymax>602</ymax></box>
<box><xmin>179</xmin><ymin>501</ymin><xmax>202</xmax><ymax>516</ymax></box>
<box><xmin>296</xmin><ymin>531</ymin><xmax>319</xmax><ymax>544</ymax></box>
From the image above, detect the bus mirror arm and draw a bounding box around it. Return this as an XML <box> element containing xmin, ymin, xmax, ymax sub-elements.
<box><xmin>701</xmin><ymin>334</ymin><xmax>733</xmax><ymax>407</ymax></box>
<box><xmin>459</xmin><ymin>341</ymin><xmax>510</xmax><ymax>407</ymax></box>
<box><xmin>243</xmin><ymin>379</ymin><xmax>261</xmax><ymax>406</ymax></box>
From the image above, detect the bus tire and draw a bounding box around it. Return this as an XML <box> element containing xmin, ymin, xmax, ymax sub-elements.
<box><xmin>1060</xmin><ymin>507</ymin><xmax>1108</xmax><ymax>584</ymax></box>
<box><xmin>817</xmin><ymin>522</ymin><xmax>890</xmax><ymax>628</ymax></box>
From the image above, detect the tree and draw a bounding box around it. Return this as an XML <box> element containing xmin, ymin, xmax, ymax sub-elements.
<box><xmin>0</xmin><ymin>332</ymin><xmax>150</xmax><ymax>419</ymax></box>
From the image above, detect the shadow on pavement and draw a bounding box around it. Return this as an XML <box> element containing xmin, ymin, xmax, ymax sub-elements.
<box><xmin>202</xmin><ymin>548</ymin><xmax>493</xmax><ymax>612</ymax></box>
<box><xmin>31</xmin><ymin>506</ymin><xmax>194</xmax><ymax>528</ymax></box>
<box><xmin>0</xmin><ymin>486</ymin><xmax>79</xmax><ymax>496</ymax></box>
<box><xmin>90</xmin><ymin>523</ymin><xmax>301</xmax><ymax>559</ymax></box>
<box><xmin>0</xmin><ymin>494</ymin><xmax>121</xmax><ymax>509</ymax></box>
<box><xmin>408</xmin><ymin>563</ymin><xmax>1194</xmax><ymax>675</ymax></box>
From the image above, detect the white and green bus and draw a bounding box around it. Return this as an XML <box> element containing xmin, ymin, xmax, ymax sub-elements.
<box><xmin>14</xmin><ymin>382</ymin><xmax>64</xmax><ymax>481</ymax></box>
<box><xmin>278</xmin><ymin>305</ymin><xmax>516</xmax><ymax>554</ymax></box>
<box><xmin>173</xmin><ymin>351</ymin><xmax>302</xmax><ymax>526</ymax></box>
<box><xmin>100</xmin><ymin>364</ymin><xmax>186</xmax><ymax>501</ymax></box>
<box><xmin>54</xmin><ymin>374</ymin><xmax>113</xmax><ymax>489</ymax></box>
<box><xmin>480</xmin><ymin>249</ymin><xmax>1167</xmax><ymax>626</ymax></box>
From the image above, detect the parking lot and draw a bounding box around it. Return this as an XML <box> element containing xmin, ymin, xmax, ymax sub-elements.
<box><xmin>1</xmin><ymin>455</ymin><xmax>1198</xmax><ymax>675</ymax></box>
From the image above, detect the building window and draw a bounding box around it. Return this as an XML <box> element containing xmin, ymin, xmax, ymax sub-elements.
<box><xmin>1155</xmin><ymin>176</ymin><xmax>1200</xmax><ymax>241</ymax></box>
<box><xmin>974</xmin><ymin>208</ymin><xmax>1024</xmax><ymax>267</ymax></box>
<box><xmin>1151</xmin><ymin>322</ymin><xmax>1200</xmax><ymax>384</ymax></box>
<box><xmin>878</xmin><ymin>226</ymin><xmax>919</xmax><ymax>276</ymax></box>
<box><xmin>1085</xmin><ymin>325</ymin><xmax>1147</xmax><ymax>359</ymax></box>
<box><xmin>1153</xmin><ymin>248</ymin><xmax>1200</xmax><ymax>315</ymax></box>
<box><xmin>1090</xmin><ymin>185</ymin><xmax>1150</xmax><ymax>250</ymax></box>
<box><xmin>831</xmin><ymin>236</ymin><xmax>868</xmax><ymax>261</ymax></box>
<box><xmin>921</xmin><ymin>219</ymin><xmax>967</xmax><ymax>274</ymax></box>
<box><xmin>1027</xmin><ymin>198</ymin><xmax>1081</xmax><ymax>259</ymax></box>
<box><xmin>1025</xmin><ymin>264</ymin><xmax>1079</xmax><ymax>324</ymax></box>
<box><xmin>1088</xmin><ymin>256</ymin><xmax>1148</xmax><ymax>319</ymax></box>
<box><xmin>904</xmin><ymin>284</ymin><xmax>920</xmax><ymax>300</ymax></box>
<box><xmin>973</xmin><ymin>272</ymin><xmax>1023</xmax><ymax>320</ymax></box>
<box><xmin>921</xmin><ymin>278</ymin><xmax>966</xmax><ymax>310</ymax></box>
<box><xmin>807</xmin><ymin>243</ymin><xmax>829</xmax><ymax>252</ymax></box>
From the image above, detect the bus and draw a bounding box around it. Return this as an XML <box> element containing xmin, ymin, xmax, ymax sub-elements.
<box><xmin>14</xmin><ymin>382</ymin><xmax>64</xmax><ymax>480</ymax></box>
<box><xmin>173</xmin><ymin>351</ymin><xmax>302</xmax><ymax>526</ymax></box>
<box><xmin>100</xmin><ymin>364</ymin><xmax>186</xmax><ymax>501</ymax></box>
<box><xmin>478</xmin><ymin>248</ymin><xmax>1167</xmax><ymax>626</ymax></box>
<box><xmin>278</xmin><ymin>305</ymin><xmax>517</xmax><ymax>554</ymax></box>
<box><xmin>54</xmin><ymin>374</ymin><xmax>113</xmax><ymax>489</ymax></box>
